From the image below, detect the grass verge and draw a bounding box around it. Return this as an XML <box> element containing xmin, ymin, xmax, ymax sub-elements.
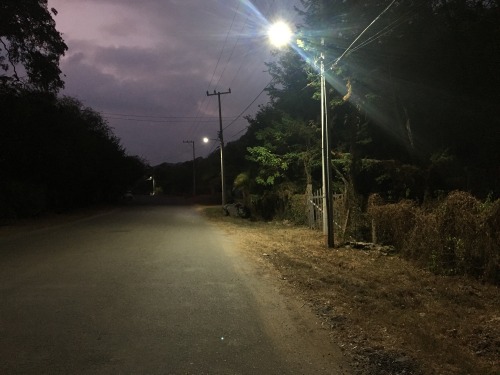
<box><xmin>201</xmin><ymin>207</ymin><xmax>500</xmax><ymax>375</ymax></box>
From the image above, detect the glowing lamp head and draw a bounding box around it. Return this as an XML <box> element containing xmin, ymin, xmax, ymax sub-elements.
<box><xmin>203</xmin><ymin>137</ymin><xmax>209</xmax><ymax>143</ymax></box>
<box><xmin>268</xmin><ymin>21</ymin><xmax>292</xmax><ymax>48</ymax></box>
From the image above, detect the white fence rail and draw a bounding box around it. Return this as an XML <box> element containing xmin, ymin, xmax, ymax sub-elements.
<box><xmin>307</xmin><ymin>187</ymin><xmax>347</xmax><ymax>241</ymax></box>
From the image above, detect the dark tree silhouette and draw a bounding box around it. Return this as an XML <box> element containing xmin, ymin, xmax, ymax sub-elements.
<box><xmin>0</xmin><ymin>0</ymin><xmax>67</xmax><ymax>92</ymax></box>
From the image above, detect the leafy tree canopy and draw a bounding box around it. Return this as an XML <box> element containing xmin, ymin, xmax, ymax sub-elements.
<box><xmin>0</xmin><ymin>0</ymin><xmax>67</xmax><ymax>92</ymax></box>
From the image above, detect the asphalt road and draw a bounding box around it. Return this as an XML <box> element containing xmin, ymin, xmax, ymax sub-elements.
<box><xmin>0</xmin><ymin>200</ymin><xmax>348</xmax><ymax>374</ymax></box>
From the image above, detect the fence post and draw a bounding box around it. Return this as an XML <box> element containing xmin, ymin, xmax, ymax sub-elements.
<box><xmin>371</xmin><ymin>219</ymin><xmax>377</xmax><ymax>244</ymax></box>
<box><xmin>307</xmin><ymin>184</ymin><xmax>314</xmax><ymax>229</ymax></box>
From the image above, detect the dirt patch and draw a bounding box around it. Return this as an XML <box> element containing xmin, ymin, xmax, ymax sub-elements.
<box><xmin>202</xmin><ymin>207</ymin><xmax>500</xmax><ymax>375</ymax></box>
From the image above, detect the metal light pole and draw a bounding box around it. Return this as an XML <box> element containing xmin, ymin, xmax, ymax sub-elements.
<box><xmin>203</xmin><ymin>135</ymin><xmax>225</xmax><ymax>207</ymax></box>
<box><xmin>183</xmin><ymin>140</ymin><xmax>196</xmax><ymax>196</ymax></box>
<box><xmin>147</xmin><ymin>176</ymin><xmax>155</xmax><ymax>196</ymax></box>
<box><xmin>320</xmin><ymin>38</ymin><xmax>334</xmax><ymax>248</ymax></box>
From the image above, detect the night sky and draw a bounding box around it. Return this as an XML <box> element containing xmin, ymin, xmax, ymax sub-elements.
<box><xmin>48</xmin><ymin>0</ymin><xmax>302</xmax><ymax>166</ymax></box>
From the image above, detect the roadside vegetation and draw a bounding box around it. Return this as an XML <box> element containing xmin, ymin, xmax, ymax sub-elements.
<box><xmin>197</xmin><ymin>4</ymin><xmax>500</xmax><ymax>373</ymax></box>
<box><xmin>2</xmin><ymin>1</ymin><xmax>499</xmax><ymax>373</ymax></box>
<box><xmin>159</xmin><ymin>0</ymin><xmax>500</xmax><ymax>287</ymax></box>
<box><xmin>1</xmin><ymin>2</ymin><xmax>147</xmax><ymax>223</ymax></box>
<box><xmin>156</xmin><ymin>1</ymin><xmax>499</xmax><ymax>222</ymax></box>
<box><xmin>203</xmin><ymin>206</ymin><xmax>500</xmax><ymax>375</ymax></box>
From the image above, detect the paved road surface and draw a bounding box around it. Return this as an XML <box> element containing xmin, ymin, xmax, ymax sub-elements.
<box><xmin>0</xmin><ymin>201</ymin><xmax>348</xmax><ymax>374</ymax></box>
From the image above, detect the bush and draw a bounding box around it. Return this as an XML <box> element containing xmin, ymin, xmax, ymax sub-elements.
<box><xmin>0</xmin><ymin>180</ymin><xmax>48</xmax><ymax>223</ymax></box>
<box><xmin>283</xmin><ymin>194</ymin><xmax>308</xmax><ymax>225</ymax></box>
<box><xmin>369</xmin><ymin>191</ymin><xmax>500</xmax><ymax>284</ymax></box>
<box><xmin>367</xmin><ymin>194</ymin><xmax>417</xmax><ymax>250</ymax></box>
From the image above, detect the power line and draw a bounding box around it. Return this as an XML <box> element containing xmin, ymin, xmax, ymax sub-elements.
<box><xmin>228</xmin><ymin>125</ymin><xmax>249</xmax><ymax>141</ymax></box>
<box><xmin>187</xmin><ymin>3</ymin><xmax>242</xmax><ymax>140</ymax></box>
<box><xmin>102</xmin><ymin>116</ymin><xmax>236</xmax><ymax>124</ymax></box>
<box><xmin>346</xmin><ymin>3</ymin><xmax>426</xmax><ymax>56</ymax></box>
<box><xmin>223</xmin><ymin>78</ymin><xmax>273</xmax><ymax>131</ymax></box>
<box><xmin>214</xmin><ymin>2</ymin><xmax>243</xmax><ymax>90</ymax></box>
<box><xmin>100</xmin><ymin>112</ymin><xmax>236</xmax><ymax>121</ymax></box>
<box><xmin>332</xmin><ymin>0</ymin><xmax>398</xmax><ymax>68</ymax></box>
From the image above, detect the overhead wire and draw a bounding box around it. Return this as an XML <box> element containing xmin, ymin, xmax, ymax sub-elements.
<box><xmin>189</xmin><ymin>3</ymin><xmax>241</xmax><ymax>141</ymax></box>
<box><xmin>219</xmin><ymin>0</ymin><xmax>286</xmax><ymax>133</ymax></box>
<box><xmin>204</xmin><ymin>1</ymin><xmax>423</xmax><ymax>149</ymax></box>
<box><xmin>100</xmin><ymin>112</ymin><xmax>235</xmax><ymax>121</ymax></box>
<box><xmin>212</xmin><ymin>2</ymin><xmax>243</xmax><ymax>91</ymax></box>
<box><xmin>223</xmin><ymin>77</ymin><xmax>274</xmax><ymax>131</ymax></box>
<box><xmin>331</xmin><ymin>0</ymin><xmax>398</xmax><ymax>68</ymax></box>
<box><xmin>194</xmin><ymin>0</ymin><xmax>276</xmax><ymax>141</ymax></box>
<box><xmin>102</xmin><ymin>116</ymin><xmax>236</xmax><ymax>124</ymax></box>
<box><xmin>345</xmin><ymin>2</ymin><xmax>427</xmax><ymax>56</ymax></box>
<box><xmin>192</xmin><ymin>1</ymin><xmax>300</xmax><ymax>150</ymax></box>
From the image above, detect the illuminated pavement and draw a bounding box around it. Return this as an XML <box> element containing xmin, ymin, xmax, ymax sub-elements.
<box><xmin>0</xmin><ymin>201</ymin><xmax>347</xmax><ymax>374</ymax></box>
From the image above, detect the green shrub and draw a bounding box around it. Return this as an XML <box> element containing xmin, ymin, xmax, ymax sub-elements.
<box><xmin>283</xmin><ymin>194</ymin><xmax>308</xmax><ymax>225</ymax></box>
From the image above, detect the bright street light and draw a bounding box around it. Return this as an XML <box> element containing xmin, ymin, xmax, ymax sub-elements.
<box><xmin>267</xmin><ymin>21</ymin><xmax>293</xmax><ymax>48</ymax></box>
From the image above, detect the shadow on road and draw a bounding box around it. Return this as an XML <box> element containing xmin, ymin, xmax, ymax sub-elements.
<box><xmin>123</xmin><ymin>194</ymin><xmax>220</xmax><ymax>207</ymax></box>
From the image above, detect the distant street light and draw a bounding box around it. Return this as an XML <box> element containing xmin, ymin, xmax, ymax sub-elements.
<box><xmin>146</xmin><ymin>176</ymin><xmax>155</xmax><ymax>196</ymax></box>
<box><xmin>268</xmin><ymin>21</ymin><xmax>334</xmax><ymax>248</ymax></box>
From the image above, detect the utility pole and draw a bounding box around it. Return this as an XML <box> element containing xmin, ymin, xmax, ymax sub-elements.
<box><xmin>320</xmin><ymin>0</ymin><xmax>334</xmax><ymax>248</ymax></box>
<box><xmin>183</xmin><ymin>140</ymin><xmax>196</xmax><ymax>196</ymax></box>
<box><xmin>206</xmin><ymin>88</ymin><xmax>231</xmax><ymax>206</ymax></box>
<box><xmin>321</xmin><ymin>40</ymin><xmax>334</xmax><ymax>248</ymax></box>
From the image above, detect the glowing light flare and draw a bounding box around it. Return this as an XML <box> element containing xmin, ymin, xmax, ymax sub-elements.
<box><xmin>267</xmin><ymin>21</ymin><xmax>292</xmax><ymax>48</ymax></box>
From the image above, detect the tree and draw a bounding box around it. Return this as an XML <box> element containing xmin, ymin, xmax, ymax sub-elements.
<box><xmin>0</xmin><ymin>91</ymin><xmax>147</xmax><ymax>219</ymax></box>
<box><xmin>0</xmin><ymin>0</ymin><xmax>67</xmax><ymax>92</ymax></box>
<box><xmin>296</xmin><ymin>0</ymin><xmax>500</xmax><ymax>198</ymax></box>
<box><xmin>246</xmin><ymin>105</ymin><xmax>320</xmax><ymax>189</ymax></box>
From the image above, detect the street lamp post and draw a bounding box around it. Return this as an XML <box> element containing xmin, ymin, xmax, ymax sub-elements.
<box><xmin>268</xmin><ymin>22</ymin><xmax>334</xmax><ymax>247</ymax></box>
<box><xmin>183</xmin><ymin>140</ymin><xmax>196</xmax><ymax>196</ymax></box>
<box><xmin>203</xmin><ymin>135</ymin><xmax>225</xmax><ymax>208</ymax></box>
<box><xmin>320</xmin><ymin>38</ymin><xmax>335</xmax><ymax>248</ymax></box>
<box><xmin>146</xmin><ymin>176</ymin><xmax>155</xmax><ymax>196</ymax></box>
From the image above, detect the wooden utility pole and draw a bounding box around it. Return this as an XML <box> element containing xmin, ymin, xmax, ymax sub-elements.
<box><xmin>206</xmin><ymin>89</ymin><xmax>231</xmax><ymax>206</ymax></box>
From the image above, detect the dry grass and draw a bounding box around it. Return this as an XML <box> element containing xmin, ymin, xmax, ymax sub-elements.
<box><xmin>203</xmin><ymin>207</ymin><xmax>500</xmax><ymax>375</ymax></box>
<box><xmin>368</xmin><ymin>192</ymin><xmax>500</xmax><ymax>283</ymax></box>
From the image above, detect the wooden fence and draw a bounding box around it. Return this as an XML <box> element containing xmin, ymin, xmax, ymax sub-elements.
<box><xmin>307</xmin><ymin>186</ymin><xmax>348</xmax><ymax>242</ymax></box>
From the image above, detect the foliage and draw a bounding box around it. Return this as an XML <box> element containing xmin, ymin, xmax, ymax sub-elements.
<box><xmin>368</xmin><ymin>195</ymin><xmax>418</xmax><ymax>250</ymax></box>
<box><xmin>246</xmin><ymin>146</ymin><xmax>288</xmax><ymax>186</ymax></box>
<box><xmin>245</xmin><ymin>107</ymin><xmax>321</xmax><ymax>190</ymax></box>
<box><xmin>294</xmin><ymin>0</ymin><xmax>500</xmax><ymax>199</ymax></box>
<box><xmin>0</xmin><ymin>0</ymin><xmax>67</xmax><ymax>92</ymax></box>
<box><xmin>265</xmin><ymin>49</ymin><xmax>318</xmax><ymax>120</ymax></box>
<box><xmin>368</xmin><ymin>191</ymin><xmax>500</xmax><ymax>284</ymax></box>
<box><xmin>244</xmin><ymin>48</ymin><xmax>323</xmax><ymax>194</ymax></box>
<box><xmin>0</xmin><ymin>90</ymin><xmax>147</xmax><ymax>220</ymax></box>
<box><xmin>283</xmin><ymin>194</ymin><xmax>309</xmax><ymax>226</ymax></box>
<box><xmin>246</xmin><ymin>181</ymin><xmax>302</xmax><ymax>221</ymax></box>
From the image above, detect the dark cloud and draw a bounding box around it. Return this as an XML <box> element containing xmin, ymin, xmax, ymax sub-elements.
<box><xmin>49</xmin><ymin>0</ymin><xmax>301</xmax><ymax>164</ymax></box>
